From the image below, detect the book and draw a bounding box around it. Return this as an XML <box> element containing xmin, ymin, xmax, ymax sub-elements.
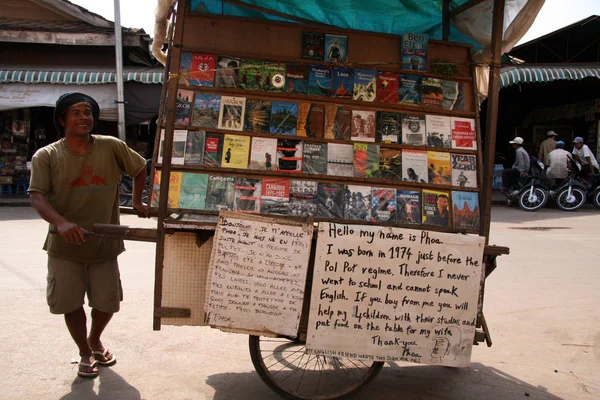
<box><xmin>205</xmin><ymin>175</ymin><xmax>235</xmax><ymax>211</ymax></box>
<box><xmin>441</xmin><ymin>80</ymin><xmax>465</xmax><ymax>111</ymax></box>
<box><xmin>286</xmin><ymin>64</ymin><xmax>309</xmax><ymax>95</ymax></box>
<box><xmin>379</xmin><ymin>148</ymin><xmax>402</xmax><ymax>181</ymax></box>
<box><xmin>249</xmin><ymin>137</ymin><xmax>277</xmax><ymax>171</ymax></box>
<box><xmin>421</xmin><ymin>77</ymin><xmax>443</xmax><ymax>108</ymax></box>
<box><xmin>324</xmin><ymin>34</ymin><xmax>348</xmax><ymax>62</ymax></box>
<box><xmin>167</xmin><ymin>171</ymin><xmax>182</xmax><ymax>209</ymax></box>
<box><xmin>270</xmin><ymin>101</ymin><xmax>298</xmax><ymax>135</ymax></box>
<box><xmin>351</xmin><ymin>110</ymin><xmax>376</xmax><ymax>142</ymax></box>
<box><xmin>399</xmin><ymin>74</ymin><xmax>421</xmax><ymax>104</ymax></box>
<box><xmin>244</xmin><ymin>99</ymin><xmax>271</xmax><ymax>133</ymax></box>
<box><xmin>401</xmin><ymin>114</ymin><xmax>426</xmax><ymax>146</ymax></box>
<box><xmin>158</xmin><ymin>129</ymin><xmax>187</xmax><ymax>165</ymax></box>
<box><xmin>262</xmin><ymin>62</ymin><xmax>286</xmax><ymax>92</ymax></box>
<box><xmin>376</xmin><ymin>111</ymin><xmax>401</xmax><ymax>143</ymax></box>
<box><xmin>397</xmin><ymin>190</ymin><xmax>421</xmax><ymax>224</ymax></box>
<box><xmin>150</xmin><ymin>170</ymin><xmax>161</xmax><ymax>208</ymax></box>
<box><xmin>425</xmin><ymin>115</ymin><xmax>452</xmax><ymax>148</ymax></box>
<box><xmin>371</xmin><ymin>188</ymin><xmax>397</xmax><ymax>223</ymax></box>
<box><xmin>354</xmin><ymin>143</ymin><xmax>380</xmax><ymax>178</ymax></box>
<box><xmin>218</xmin><ymin>96</ymin><xmax>246</xmax><ymax>131</ymax></box>
<box><xmin>452</xmin><ymin>191</ymin><xmax>480</xmax><ymax>231</ymax></box>
<box><xmin>178</xmin><ymin>173</ymin><xmax>208</xmax><ymax>210</ymax></box>
<box><xmin>344</xmin><ymin>185</ymin><xmax>371</xmax><ymax>221</ymax></box>
<box><xmin>327</xmin><ymin>143</ymin><xmax>354</xmax><ymax>177</ymax></box>
<box><xmin>234</xmin><ymin>177</ymin><xmax>262</xmax><ymax>214</ymax></box>
<box><xmin>330</xmin><ymin>67</ymin><xmax>354</xmax><ymax>99</ymax></box>
<box><xmin>175</xmin><ymin>89</ymin><xmax>194</xmax><ymax>125</ymax></box>
<box><xmin>215</xmin><ymin>56</ymin><xmax>240</xmax><ymax>88</ymax></box>
<box><xmin>302</xmin><ymin>31</ymin><xmax>325</xmax><ymax>60</ymax></box>
<box><xmin>188</xmin><ymin>53</ymin><xmax>216</xmax><ymax>86</ymax></box>
<box><xmin>297</xmin><ymin>103</ymin><xmax>324</xmax><ymax>138</ymax></box>
<box><xmin>451</xmin><ymin>117</ymin><xmax>477</xmax><ymax>150</ymax></box>
<box><xmin>353</xmin><ymin>69</ymin><xmax>377</xmax><ymax>102</ymax></box>
<box><xmin>221</xmin><ymin>134</ymin><xmax>250</xmax><ymax>169</ymax></box>
<box><xmin>303</xmin><ymin>141</ymin><xmax>327</xmax><ymax>175</ymax></box>
<box><xmin>376</xmin><ymin>72</ymin><xmax>399</xmax><ymax>104</ymax></box>
<box><xmin>276</xmin><ymin>139</ymin><xmax>303</xmax><ymax>173</ymax></box>
<box><xmin>289</xmin><ymin>180</ymin><xmax>318</xmax><ymax>217</ymax></box>
<box><xmin>402</xmin><ymin>149</ymin><xmax>428</xmax><ymax>183</ymax></box>
<box><xmin>191</xmin><ymin>94</ymin><xmax>220</xmax><ymax>128</ymax></box>
<box><xmin>184</xmin><ymin>130</ymin><xmax>205</xmax><ymax>166</ymax></box>
<box><xmin>324</xmin><ymin>105</ymin><xmax>352</xmax><ymax>140</ymax></box>
<box><xmin>308</xmin><ymin>65</ymin><xmax>331</xmax><ymax>96</ymax></box>
<box><xmin>238</xmin><ymin>60</ymin><xmax>264</xmax><ymax>90</ymax></box>
<box><xmin>451</xmin><ymin>154</ymin><xmax>477</xmax><ymax>188</ymax></box>
<box><xmin>402</xmin><ymin>32</ymin><xmax>428</xmax><ymax>71</ymax></box>
<box><xmin>316</xmin><ymin>183</ymin><xmax>345</xmax><ymax>219</ymax></box>
<box><xmin>422</xmin><ymin>189</ymin><xmax>450</xmax><ymax>227</ymax></box>
<box><xmin>261</xmin><ymin>179</ymin><xmax>291</xmax><ymax>215</ymax></box>
<box><xmin>203</xmin><ymin>133</ymin><xmax>224</xmax><ymax>167</ymax></box>
<box><xmin>427</xmin><ymin>151</ymin><xmax>452</xmax><ymax>185</ymax></box>
<box><xmin>179</xmin><ymin>52</ymin><xmax>193</xmax><ymax>86</ymax></box>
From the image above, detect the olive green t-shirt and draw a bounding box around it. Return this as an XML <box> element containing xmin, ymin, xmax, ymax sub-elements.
<box><xmin>29</xmin><ymin>135</ymin><xmax>146</xmax><ymax>262</ymax></box>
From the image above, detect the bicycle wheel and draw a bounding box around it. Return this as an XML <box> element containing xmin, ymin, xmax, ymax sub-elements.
<box><xmin>118</xmin><ymin>182</ymin><xmax>130</xmax><ymax>206</ymax></box>
<box><xmin>249</xmin><ymin>335</ymin><xmax>383</xmax><ymax>400</ymax></box>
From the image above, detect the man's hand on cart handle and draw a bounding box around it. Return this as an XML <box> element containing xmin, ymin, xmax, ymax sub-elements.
<box><xmin>132</xmin><ymin>201</ymin><xmax>149</xmax><ymax>218</ymax></box>
<box><xmin>53</xmin><ymin>222</ymin><xmax>86</xmax><ymax>245</ymax></box>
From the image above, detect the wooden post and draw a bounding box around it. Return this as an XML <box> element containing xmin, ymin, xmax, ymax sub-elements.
<box><xmin>442</xmin><ymin>0</ymin><xmax>450</xmax><ymax>41</ymax></box>
<box><xmin>481</xmin><ymin>0</ymin><xmax>505</xmax><ymax>241</ymax></box>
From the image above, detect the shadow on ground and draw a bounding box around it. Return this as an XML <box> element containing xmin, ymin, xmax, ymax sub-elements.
<box><xmin>59</xmin><ymin>368</ymin><xmax>141</xmax><ymax>400</ymax></box>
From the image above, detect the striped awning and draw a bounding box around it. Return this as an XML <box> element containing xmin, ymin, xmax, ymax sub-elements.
<box><xmin>500</xmin><ymin>66</ymin><xmax>600</xmax><ymax>89</ymax></box>
<box><xmin>0</xmin><ymin>68</ymin><xmax>164</xmax><ymax>85</ymax></box>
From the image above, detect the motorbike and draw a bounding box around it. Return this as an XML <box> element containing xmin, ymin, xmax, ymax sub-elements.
<box><xmin>505</xmin><ymin>156</ymin><xmax>550</xmax><ymax>212</ymax></box>
<box><xmin>552</xmin><ymin>157</ymin><xmax>590</xmax><ymax>211</ymax></box>
<box><xmin>119</xmin><ymin>159</ymin><xmax>152</xmax><ymax>207</ymax></box>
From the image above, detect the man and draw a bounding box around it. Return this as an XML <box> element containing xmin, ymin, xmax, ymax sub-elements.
<box><xmin>538</xmin><ymin>130</ymin><xmax>557</xmax><ymax>165</ymax></box>
<box><xmin>502</xmin><ymin>137</ymin><xmax>530</xmax><ymax>192</ymax></box>
<box><xmin>572</xmin><ymin>136</ymin><xmax>599</xmax><ymax>176</ymax></box>
<box><xmin>546</xmin><ymin>141</ymin><xmax>571</xmax><ymax>181</ymax></box>
<box><xmin>28</xmin><ymin>93</ymin><xmax>147</xmax><ymax>379</ymax></box>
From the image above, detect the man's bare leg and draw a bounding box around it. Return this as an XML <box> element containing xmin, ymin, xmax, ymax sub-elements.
<box><xmin>64</xmin><ymin>307</ymin><xmax>96</xmax><ymax>373</ymax></box>
<box><xmin>88</xmin><ymin>309</ymin><xmax>115</xmax><ymax>363</ymax></box>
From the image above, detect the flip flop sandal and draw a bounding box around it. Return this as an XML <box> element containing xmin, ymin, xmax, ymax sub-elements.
<box><xmin>93</xmin><ymin>349</ymin><xmax>117</xmax><ymax>366</ymax></box>
<box><xmin>78</xmin><ymin>360</ymin><xmax>99</xmax><ymax>378</ymax></box>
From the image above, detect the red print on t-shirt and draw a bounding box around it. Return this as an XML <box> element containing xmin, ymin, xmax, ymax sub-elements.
<box><xmin>68</xmin><ymin>165</ymin><xmax>108</xmax><ymax>189</ymax></box>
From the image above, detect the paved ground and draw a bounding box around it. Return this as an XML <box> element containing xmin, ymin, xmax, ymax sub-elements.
<box><xmin>0</xmin><ymin>205</ymin><xmax>598</xmax><ymax>400</ymax></box>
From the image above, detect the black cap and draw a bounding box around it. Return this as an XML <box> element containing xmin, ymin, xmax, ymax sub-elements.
<box><xmin>53</xmin><ymin>92</ymin><xmax>100</xmax><ymax>135</ymax></box>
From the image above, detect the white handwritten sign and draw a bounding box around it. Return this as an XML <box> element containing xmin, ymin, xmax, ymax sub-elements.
<box><xmin>305</xmin><ymin>223</ymin><xmax>485</xmax><ymax>367</ymax></box>
<box><xmin>204</xmin><ymin>212</ymin><xmax>313</xmax><ymax>337</ymax></box>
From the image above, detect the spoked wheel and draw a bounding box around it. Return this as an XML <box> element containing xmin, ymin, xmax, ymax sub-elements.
<box><xmin>555</xmin><ymin>187</ymin><xmax>586</xmax><ymax>211</ymax></box>
<box><xmin>518</xmin><ymin>187</ymin><xmax>548</xmax><ymax>211</ymax></box>
<box><xmin>118</xmin><ymin>182</ymin><xmax>130</xmax><ymax>206</ymax></box>
<box><xmin>249</xmin><ymin>335</ymin><xmax>383</xmax><ymax>400</ymax></box>
<box><xmin>592</xmin><ymin>190</ymin><xmax>600</xmax><ymax>209</ymax></box>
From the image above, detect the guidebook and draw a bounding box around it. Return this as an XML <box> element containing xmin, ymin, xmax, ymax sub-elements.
<box><xmin>324</xmin><ymin>105</ymin><xmax>352</xmax><ymax>140</ymax></box>
<box><xmin>296</xmin><ymin>103</ymin><xmax>324</xmax><ymax>138</ymax></box>
<box><xmin>376</xmin><ymin>72</ymin><xmax>399</xmax><ymax>104</ymax></box>
<box><xmin>399</xmin><ymin>74</ymin><xmax>421</xmax><ymax>104</ymax></box>
<box><xmin>244</xmin><ymin>99</ymin><xmax>271</xmax><ymax>133</ymax></box>
<box><xmin>238</xmin><ymin>60</ymin><xmax>264</xmax><ymax>90</ymax></box>
<box><xmin>262</xmin><ymin>62</ymin><xmax>286</xmax><ymax>92</ymax></box>
<box><xmin>205</xmin><ymin>175</ymin><xmax>235</xmax><ymax>211</ymax></box>
<box><xmin>286</xmin><ymin>64</ymin><xmax>309</xmax><ymax>95</ymax></box>
<box><xmin>175</xmin><ymin>89</ymin><xmax>193</xmax><ymax>125</ymax></box>
<box><xmin>451</xmin><ymin>153</ymin><xmax>477</xmax><ymax>188</ymax></box>
<box><xmin>421</xmin><ymin>77</ymin><xmax>443</xmax><ymax>108</ymax></box>
<box><xmin>218</xmin><ymin>96</ymin><xmax>246</xmax><ymax>131</ymax></box>
<box><xmin>452</xmin><ymin>191</ymin><xmax>480</xmax><ymax>230</ymax></box>
<box><xmin>353</xmin><ymin>69</ymin><xmax>377</xmax><ymax>102</ymax></box>
<box><xmin>270</xmin><ymin>101</ymin><xmax>298</xmax><ymax>135</ymax></box>
<box><xmin>330</xmin><ymin>67</ymin><xmax>354</xmax><ymax>99</ymax></box>
<box><xmin>308</xmin><ymin>65</ymin><xmax>331</xmax><ymax>96</ymax></box>
<box><xmin>191</xmin><ymin>94</ymin><xmax>220</xmax><ymax>128</ymax></box>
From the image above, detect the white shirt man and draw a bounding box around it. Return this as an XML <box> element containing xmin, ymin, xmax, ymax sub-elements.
<box><xmin>572</xmin><ymin>137</ymin><xmax>599</xmax><ymax>175</ymax></box>
<box><xmin>546</xmin><ymin>141</ymin><xmax>570</xmax><ymax>180</ymax></box>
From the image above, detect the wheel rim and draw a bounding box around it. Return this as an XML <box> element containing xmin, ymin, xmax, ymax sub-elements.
<box><xmin>557</xmin><ymin>188</ymin><xmax>586</xmax><ymax>210</ymax></box>
<box><xmin>595</xmin><ymin>192</ymin><xmax>600</xmax><ymax>207</ymax></box>
<box><xmin>520</xmin><ymin>188</ymin><xmax>546</xmax><ymax>210</ymax></box>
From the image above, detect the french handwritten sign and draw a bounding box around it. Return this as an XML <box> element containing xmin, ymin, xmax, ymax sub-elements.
<box><xmin>305</xmin><ymin>223</ymin><xmax>485</xmax><ymax>367</ymax></box>
<box><xmin>204</xmin><ymin>212</ymin><xmax>313</xmax><ymax>337</ymax></box>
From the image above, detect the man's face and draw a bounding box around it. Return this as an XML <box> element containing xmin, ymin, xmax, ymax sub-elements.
<box><xmin>60</xmin><ymin>103</ymin><xmax>93</xmax><ymax>137</ymax></box>
<box><xmin>437</xmin><ymin>196</ymin><xmax>448</xmax><ymax>212</ymax></box>
<box><xmin>574</xmin><ymin>142</ymin><xmax>583</xmax><ymax>150</ymax></box>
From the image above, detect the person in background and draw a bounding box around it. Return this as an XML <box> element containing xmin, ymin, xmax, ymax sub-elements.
<box><xmin>502</xmin><ymin>137</ymin><xmax>530</xmax><ymax>193</ymax></box>
<box><xmin>572</xmin><ymin>137</ymin><xmax>599</xmax><ymax>176</ymax></box>
<box><xmin>546</xmin><ymin>141</ymin><xmax>570</xmax><ymax>182</ymax></box>
<box><xmin>538</xmin><ymin>130</ymin><xmax>557</xmax><ymax>165</ymax></box>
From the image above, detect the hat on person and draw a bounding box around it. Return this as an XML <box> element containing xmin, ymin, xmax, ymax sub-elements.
<box><xmin>556</xmin><ymin>140</ymin><xmax>565</xmax><ymax>148</ymax></box>
<box><xmin>53</xmin><ymin>92</ymin><xmax>100</xmax><ymax>136</ymax></box>
<box><xmin>509</xmin><ymin>137</ymin><xmax>524</xmax><ymax>144</ymax></box>
<box><xmin>546</xmin><ymin>130</ymin><xmax>557</xmax><ymax>137</ymax></box>
<box><xmin>573</xmin><ymin>137</ymin><xmax>584</xmax><ymax>144</ymax></box>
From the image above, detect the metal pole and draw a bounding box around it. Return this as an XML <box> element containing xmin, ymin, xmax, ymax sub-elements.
<box><xmin>113</xmin><ymin>0</ymin><xmax>127</xmax><ymax>141</ymax></box>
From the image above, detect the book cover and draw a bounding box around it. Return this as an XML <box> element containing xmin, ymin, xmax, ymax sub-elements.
<box><xmin>366</xmin><ymin>144</ymin><xmax>381</xmax><ymax>179</ymax></box>
<box><xmin>203</xmin><ymin>133</ymin><xmax>224</xmax><ymax>167</ymax></box>
<box><xmin>297</xmin><ymin>103</ymin><xmax>324</xmax><ymax>138</ymax></box>
<box><xmin>270</xmin><ymin>101</ymin><xmax>298</xmax><ymax>135</ymax></box>
<box><xmin>324</xmin><ymin>105</ymin><xmax>352</xmax><ymax>140</ymax></box>
<box><xmin>353</xmin><ymin>144</ymin><xmax>380</xmax><ymax>178</ymax></box>
<box><xmin>451</xmin><ymin>154</ymin><xmax>477</xmax><ymax>188</ymax></box>
<box><xmin>276</xmin><ymin>139</ymin><xmax>303</xmax><ymax>173</ymax></box>
<box><xmin>351</xmin><ymin>110</ymin><xmax>376</xmax><ymax>142</ymax></box>
<box><xmin>344</xmin><ymin>185</ymin><xmax>371</xmax><ymax>221</ymax></box>
<box><xmin>371</xmin><ymin>188</ymin><xmax>397</xmax><ymax>223</ymax></box>
<box><xmin>324</xmin><ymin>34</ymin><xmax>348</xmax><ymax>62</ymax></box>
<box><xmin>244</xmin><ymin>99</ymin><xmax>271</xmax><ymax>133</ymax></box>
<box><xmin>452</xmin><ymin>191</ymin><xmax>480</xmax><ymax>231</ymax></box>
<box><xmin>302</xmin><ymin>31</ymin><xmax>325</xmax><ymax>60</ymax></box>
<box><xmin>303</xmin><ymin>141</ymin><xmax>327</xmax><ymax>175</ymax></box>
<box><xmin>451</xmin><ymin>117</ymin><xmax>477</xmax><ymax>150</ymax></box>
<box><xmin>327</xmin><ymin>143</ymin><xmax>354</xmax><ymax>177</ymax></box>
<box><xmin>218</xmin><ymin>96</ymin><xmax>246</xmax><ymax>131</ymax></box>
<box><xmin>150</xmin><ymin>169</ymin><xmax>161</xmax><ymax>208</ymax></box>
<box><xmin>205</xmin><ymin>175</ymin><xmax>235</xmax><ymax>211</ymax></box>
<box><xmin>234</xmin><ymin>177</ymin><xmax>262</xmax><ymax>214</ymax></box>
<box><xmin>286</xmin><ymin>63</ymin><xmax>309</xmax><ymax>95</ymax></box>
<box><xmin>353</xmin><ymin>69</ymin><xmax>377</xmax><ymax>102</ymax></box>
<box><xmin>401</xmin><ymin>114</ymin><xmax>426</xmax><ymax>146</ymax></box>
<box><xmin>397</xmin><ymin>190</ymin><xmax>421</xmax><ymax>225</ymax></box>
<box><xmin>427</xmin><ymin>151</ymin><xmax>452</xmax><ymax>185</ymax></box>
<box><xmin>289</xmin><ymin>180</ymin><xmax>318</xmax><ymax>216</ymax></box>
<box><xmin>189</xmin><ymin>53</ymin><xmax>216</xmax><ymax>86</ymax></box>
<box><xmin>184</xmin><ymin>130</ymin><xmax>205</xmax><ymax>166</ymax></box>
<box><xmin>421</xmin><ymin>77</ymin><xmax>443</xmax><ymax>108</ymax></box>
<box><xmin>441</xmin><ymin>80</ymin><xmax>465</xmax><ymax>111</ymax></box>
<box><xmin>402</xmin><ymin>149</ymin><xmax>428</xmax><ymax>183</ymax></box>
<box><xmin>191</xmin><ymin>94</ymin><xmax>220</xmax><ymax>128</ymax></box>
<box><xmin>422</xmin><ymin>189</ymin><xmax>450</xmax><ymax>227</ymax></box>
<box><xmin>308</xmin><ymin>65</ymin><xmax>331</xmax><ymax>96</ymax></box>
<box><xmin>179</xmin><ymin>52</ymin><xmax>193</xmax><ymax>86</ymax></box>
<box><xmin>158</xmin><ymin>129</ymin><xmax>187</xmax><ymax>165</ymax></box>
<box><xmin>249</xmin><ymin>137</ymin><xmax>277</xmax><ymax>171</ymax></box>
<box><xmin>402</xmin><ymin>32</ymin><xmax>428</xmax><ymax>71</ymax></box>
<box><xmin>316</xmin><ymin>183</ymin><xmax>345</xmax><ymax>219</ymax></box>
<box><xmin>262</xmin><ymin>62</ymin><xmax>286</xmax><ymax>92</ymax></box>
<box><xmin>376</xmin><ymin>72</ymin><xmax>399</xmax><ymax>104</ymax></box>
<box><xmin>399</xmin><ymin>74</ymin><xmax>421</xmax><ymax>104</ymax></box>
<box><xmin>426</xmin><ymin>115</ymin><xmax>452</xmax><ymax>148</ymax></box>
<box><xmin>376</xmin><ymin>111</ymin><xmax>401</xmax><ymax>143</ymax></box>
<box><xmin>215</xmin><ymin>56</ymin><xmax>240</xmax><ymax>88</ymax></box>
<box><xmin>261</xmin><ymin>178</ymin><xmax>291</xmax><ymax>215</ymax></box>
<box><xmin>221</xmin><ymin>134</ymin><xmax>250</xmax><ymax>169</ymax></box>
<box><xmin>379</xmin><ymin>148</ymin><xmax>402</xmax><ymax>181</ymax></box>
<box><xmin>167</xmin><ymin>171</ymin><xmax>182</xmax><ymax>209</ymax></box>
<box><xmin>178</xmin><ymin>173</ymin><xmax>208</xmax><ymax>210</ymax></box>
<box><xmin>239</xmin><ymin>60</ymin><xmax>264</xmax><ymax>90</ymax></box>
<box><xmin>330</xmin><ymin>67</ymin><xmax>354</xmax><ymax>99</ymax></box>
<box><xmin>175</xmin><ymin>89</ymin><xmax>194</xmax><ymax>125</ymax></box>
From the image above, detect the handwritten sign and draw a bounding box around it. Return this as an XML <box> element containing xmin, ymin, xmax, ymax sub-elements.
<box><xmin>305</xmin><ymin>223</ymin><xmax>485</xmax><ymax>367</ymax></box>
<box><xmin>204</xmin><ymin>212</ymin><xmax>313</xmax><ymax>337</ymax></box>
